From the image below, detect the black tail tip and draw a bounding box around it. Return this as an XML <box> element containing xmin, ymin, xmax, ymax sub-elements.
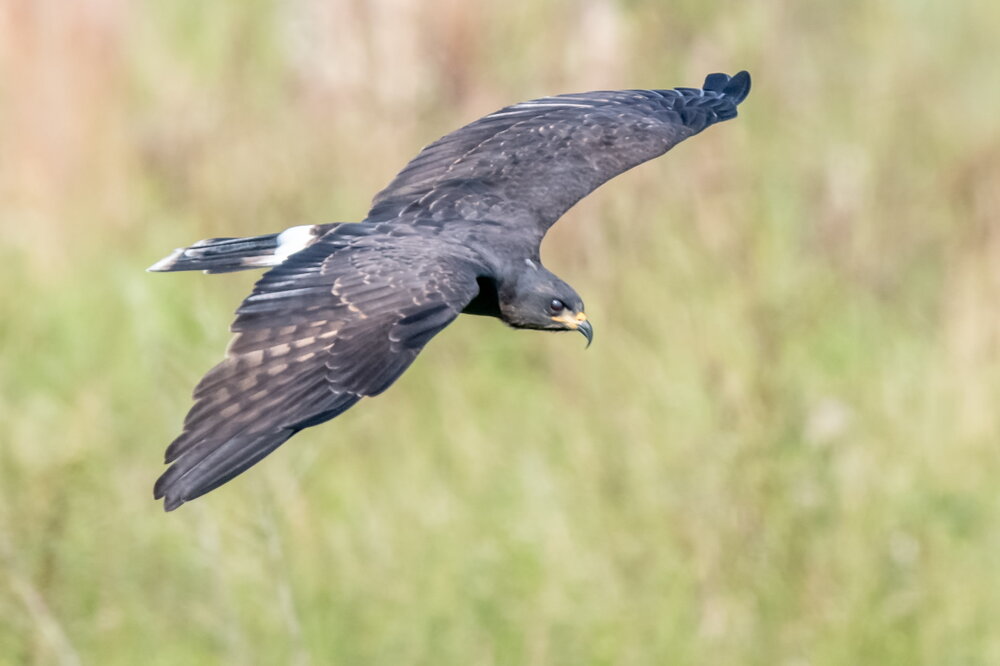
<box><xmin>703</xmin><ymin>70</ymin><xmax>751</xmax><ymax>105</ymax></box>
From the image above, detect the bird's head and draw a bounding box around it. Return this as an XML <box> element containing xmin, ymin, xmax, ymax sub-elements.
<box><xmin>498</xmin><ymin>267</ymin><xmax>593</xmax><ymax>346</ymax></box>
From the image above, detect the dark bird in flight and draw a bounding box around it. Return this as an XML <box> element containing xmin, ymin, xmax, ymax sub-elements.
<box><xmin>149</xmin><ymin>70</ymin><xmax>751</xmax><ymax>511</ymax></box>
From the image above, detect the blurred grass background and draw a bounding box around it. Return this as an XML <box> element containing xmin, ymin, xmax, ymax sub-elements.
<box><xmin>2</xmin><ymin>0</ymin><xmax>999</xmax><ymax>663</ymax></box>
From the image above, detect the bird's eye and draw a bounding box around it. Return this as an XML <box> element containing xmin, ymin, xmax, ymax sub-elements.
<box><xmin>549</xmin><ymin>299</ymin><xmax>566</xmax><ymax>313</ymax></box>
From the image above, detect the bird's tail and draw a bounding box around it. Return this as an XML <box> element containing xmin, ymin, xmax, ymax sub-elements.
<box><xmin>147</xmin><ymin>223</ymin><xmax>335</xmax><ymax>274</ymax></box>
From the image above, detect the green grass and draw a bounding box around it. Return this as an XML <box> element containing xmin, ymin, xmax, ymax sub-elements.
<box><xmin>3</xmin><ymin>1</ymin><xmax>1000</xmax><ymax>664</ymax></box>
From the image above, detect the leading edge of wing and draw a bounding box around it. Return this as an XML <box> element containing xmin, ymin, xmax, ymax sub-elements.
<box><xmin>366</xmin><ymin>70</ymin><xmax>751</xmax><ymax>230</ymax></box>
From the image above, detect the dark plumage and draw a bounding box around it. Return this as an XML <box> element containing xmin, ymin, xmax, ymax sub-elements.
<box><xmin>149</xmin><ymin>71</ymin><xmax>751</xmax><ymax>510</ymax></box>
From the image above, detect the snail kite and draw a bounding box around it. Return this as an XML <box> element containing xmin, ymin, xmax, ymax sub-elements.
<box><xmin>149</xmin><ymin>70</ymin><xmax>751</xmax><ymax>510</ymax></box>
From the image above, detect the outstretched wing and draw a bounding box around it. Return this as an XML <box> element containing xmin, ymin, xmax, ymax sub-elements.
<box><xmin>154</xmin><ymin>229</ymin><xmax>480</xmax><ymax>511</ymax></box>
<box><xmin>367</xmin><ymin>71</ymin><xmax>750</xmax><ymax>237</ymax></box>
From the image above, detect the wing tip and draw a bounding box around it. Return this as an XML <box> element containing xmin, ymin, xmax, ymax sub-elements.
<box><xmin>703</xmin><ymin>70</ymin><xmax>751</xmax><ymax>105</ymax></box>
<box><xmin>153</xmin><ymin>473</ymin><xmax>185</xmax><ymax>511</ymax></box>
<box><xmin>153</xmin><ymin>428</ymin><xmax>300</xmax><ymax>512</ymax></box>
<box><xmin>154</xmin><ymin>442</ymin><xmax>203</xmax><ymax>511</ymax></box>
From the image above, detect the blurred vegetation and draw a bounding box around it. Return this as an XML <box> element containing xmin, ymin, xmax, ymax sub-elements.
<box><xmin>2</xmin><ymin>0</ymin><xmax>999</xmax><ymax>664</ymax></box>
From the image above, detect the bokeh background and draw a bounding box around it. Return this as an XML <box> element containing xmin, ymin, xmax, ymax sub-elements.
<box><xmin>2</xmin><ymin>1</ymin><xmax>999</xmax><ymax>664</ymax></box>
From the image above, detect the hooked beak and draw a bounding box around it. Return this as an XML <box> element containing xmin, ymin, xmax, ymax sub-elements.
<box><xmin>576</xmin><ymin>318</ymin><xmax>594</xmax><ymax>348</ymax></box>
<box><xmin>552</xmin><ymin>311</ymin><xmax>593</xmax><ymax>348</ymax></box>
